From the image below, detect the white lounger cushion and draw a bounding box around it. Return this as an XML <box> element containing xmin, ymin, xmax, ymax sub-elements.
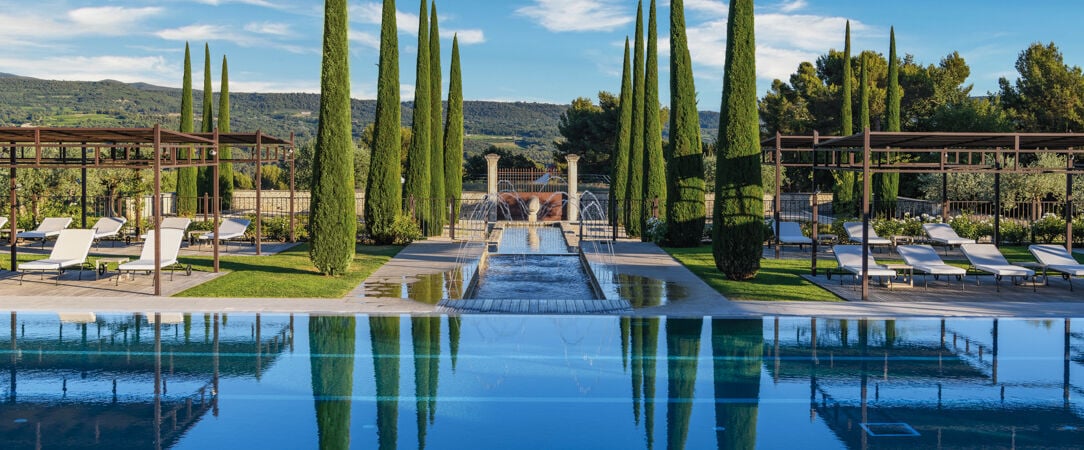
<box><xmin>120</xmin><ymin>228</ymin><xmax>184</xmax><ymax>271</ymax></box>
<box><xmin>19</xmin><ymin>229</ymin><xmax>95</xmax><ymax>270</ymax></box>
<box><xmin>197</xmin><ymin>218</ymin><xmax>250</xmax><ymax>240</ymax></box>
<box><xmin>1029</xmin><ymin>244</ymin><xmax>1084</xmax><ymax>276</ymax></box>
<box><xmin>834</xmin><ymin>245</ymin><xmax>897</xmax><ymax>277</ymax></box>
<box><xmin>922</xmin><ymin>223</ymin><xmax>976</xmax><ymax>245</ymax></box>
<box><xmin>17</xmin><ymin>217</ymin><xmax>73</xmax><ymax>239</ymax></box>
<box><xmin>843</xmin><ymin>222</ymin><xmax>892</xmax><ymax>245</ymax></box>
<box><xmin>778</xmin><ymin>222</ymin><xmax>812</xmax><ymax>245</ymax></box>
<box><xmin>897</xmin><ymin>245</ymin><xmax>967</xmax><ymax>276</ymax></box>
<box><xmin>140</xmin><ymin>217</ymin><xmax>192</xmax><ymax>239</ymax></box>
<box><xmin>92</xmin><ymin>217</ymin><xmax>127</xmax><ymax>239</ymax></box>
<box><xmin>961</xmin><ymin>244</ymin><xmax>1034</xmax><ymax>277</ymax></box>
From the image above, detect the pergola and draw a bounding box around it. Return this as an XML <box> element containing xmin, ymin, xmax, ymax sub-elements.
<box><xmin>0</xmin><ymin>125</ymin><xmax>296</xmax><ymax>295</ymax></box>
<box><xmin>763</xmin><ymin>129</ymin><xmax>1084</xmax><ymax>300</ymax></box>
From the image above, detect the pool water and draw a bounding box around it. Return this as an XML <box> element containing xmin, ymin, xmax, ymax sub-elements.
<box><xmin>2</xmin><ymin>313</ymin><xmax>1082</xmax><ymax>449</ymax></box>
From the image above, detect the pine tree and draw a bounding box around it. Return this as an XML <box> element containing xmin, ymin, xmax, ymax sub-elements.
<box><xmin>641</xmin><ymin>0</ymin><xmax>666</xmax><ymax>239</ymax></box>
<box><xmin>833</xmin><ymin>21</ymin><xmax>856</xmax><ymax>218</ymax></box>
<box><xmin>611</xmin><ymin>38</ymin><xmax>633</xmax><ymax>229</ymax></box>
<box><xmin>198</xmin><ymin>43</ymin><xmax>214</xmax><ymax>203</ymax></box>
<box><xmin>443</xmin><ymin>35</ymin><xmax>463</xmax><ymax>227</ymax></box>
<box><xmin>876</xmin><ymin>27</ymin><xmax>901</xmax><ymax>215</ymax></box>
<box><xmin>365</xmin><ymin>0</ymin><xmax>403</xmax><ymax>245</ymax></box>
<box><xmin>626</xmin><ymin>1</ymin><xmax>646</xmax><ymax>237</ymax></box>
<box><xmin>176</xmin><ymin>42</ymin><xmax>197</xmax><ymax>217</ymax></box>
<box><xmin>664</xmin><ymin>0</ymin><xmax>704</xmax><ymax>247</ymax></box>
<box><xmin>403</xmin><ymin>0</ymin><xmax>432</xmax><ymax>235</ymax></box>
<box><xmin>712</xmin><ymin>0</ymin><xmax>762</xmax><ymax>280</ymax></box>
<box><xmin>309</xmin><ymin>0</ymin><xmax>356</xmax><ymax>274</ymax></box>
<box><xmin>428</xmin><ymin>2</ymin><xmax>445</xmax><ymax>235</ymax></box>
<box><xmin>219</xmin><ymin>55</ymin><xmax>234</xmax><ymax>211</ymax></box>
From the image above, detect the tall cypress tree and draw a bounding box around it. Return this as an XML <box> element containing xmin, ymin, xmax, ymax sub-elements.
<box><xmin>443</xmin><ymin>35</ymin><xmax>463</xmax><ymax>226</ymax></box>
<box><xmin>833</xmin><ymin>21</ymin><xmax>856</xmax><ymax>218</ymax></box>
<box><xmin>611</xmin><ymin>38</ymin><xmax>633</xmax><ymax>229</ymax></box>
<box><xmin>625</xmin><ymin>1</ymin><xmax>646</xmax><ymax>237</ymax></box>
<box><xmin>219</xmin><ymin>55</ymin><xmax>234</xmax><ymax>211</ymax></box>
<box><xmin>860</xmin><ymin>53</ymin><xmax>870</xmax><ymax>131</ymax></box>
<box><xmin>428</xmin><ymin>2</ymin><xmax>445</xmax><ymax>235</ymax></box>
<box><xmin>309</xmin><ymin>0</ymin><xmax>356</xmax><ymax>274</ymax></box>
<box><xmin>642</xmin><ymin>0</ymin><xmax>665</xmax><ymax>237</ymax></box>
<box><xmin>198</xmin><ymin>43</ymin><xmax>214</xmax><ymax>203</ymax></box>
<box><xmin>876</xmin><ymin>27</ymin><xmax>901</xmax><ymax>215</ymax></box>
<box><xmin>665</xmin><ymin>0</ymin><xmax>704</xmax><ymax>247</ymax></box>
<box><xmin>404</xmin><ymin>0</ymin><xmax>432</xmax><ymax>235</ymax></box>
<box><xmin>176</xmin><ymin>42</ymin><xmax>197</xmax><ymax>217</ymax></box>
<box><xmin>712</xmin><ymin>0</ymin><xmax>762</xmax><ymax>280</ymax></box>
<box><xmin>365</xmin><ymin>0</ymin><xmax>403</xmax><ymax>245</ymax></box>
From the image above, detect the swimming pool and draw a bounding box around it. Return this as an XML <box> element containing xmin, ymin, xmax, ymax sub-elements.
<box><xmin>2</xmin><ymin>313</ymin><xmax>1081</xmax><ymax>448</ymax></box>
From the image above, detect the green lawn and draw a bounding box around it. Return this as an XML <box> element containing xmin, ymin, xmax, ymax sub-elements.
<box><xmin>175</xmin><ymin>243</ymin><xmax>401</xmax><ymax>298</ymax></box>
<box><xmin>664</xmin><ymin>246</ymin><xmax>841</xmax><ymax>302</ymax></box>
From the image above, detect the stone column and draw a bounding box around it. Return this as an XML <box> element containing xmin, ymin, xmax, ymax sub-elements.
<box><xmin>485</xmin><ymin>153</ymin><xmax>501</xmax><ymax>196</ymax></box>
<box><xmin>566</xmin><ymin>154</ymin><xmax>580</xmax><ymax>222</ymax></box>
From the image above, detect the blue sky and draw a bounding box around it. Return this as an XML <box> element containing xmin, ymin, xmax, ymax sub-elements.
<box><xmin>0</xmin><ymin>0</ymin><xmax>1082</xmax><ymax>110</ymax></box>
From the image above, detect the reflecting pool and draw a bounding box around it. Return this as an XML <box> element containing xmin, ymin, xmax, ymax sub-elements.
<box><xmin>2</xmin><ymin>313</ymin><xmax>1082</xmax><ymax>448</ymax></box>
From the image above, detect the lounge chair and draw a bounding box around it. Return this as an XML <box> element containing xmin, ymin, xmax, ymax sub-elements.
<box><xmin>17</xmin><ymin>217</ymin><xmax>72</xmax><ymax>247</ymax></box>
<box><xmin>829</xmin><ymin>245</ymin><xmax>899</xmax><ymax>289</ymax></box>
<box><xmin>960</xmin><ymin>243</ymin><xmax>1035</xmax><ymax>292</ymax></box>
<box><xmin>91</xmin><ymin>216</ymin><xmax>127</xmax><ymax>248</ymax></box>
<box><xmin>1028</xmin><ymin>244</ymin><xmax>1084</xmax><ymax>291</ymax></box>
<box><xmin>896</xmin><ymin>244</ymin><xmax>967</xmax><ymax>289</ymax></box>
<box><xmin>843</xmin><ymin>222</ymin><xmax>893</xmax><ymax>249</ymax></box>
<box><xmin>777</xmin><ymin>221</ymin><xmax>813</xmax><ymax>250</ymax></box>
<box><xmin>117</xmin><ymin>228</ymin><xmax>191</xmax><ymax>285</ymax></box>
<box><xmin>18</xmin><ymin>228</ymin><xmax>94</xmax><ymax>285</ymax></box>
<box><xmin>922</xmin><ymin>223</ymin><xmax>976</xmax><ymax>253</ymax></box>
<box><xmin>140</xmin><ymin>217</ymin><xmax>191</xmax><ymax>240</ymax></box>
<box><xmin>195</xmin><ymin>218</ymin><xmax>251</xmax><ymax>251</ymax></box>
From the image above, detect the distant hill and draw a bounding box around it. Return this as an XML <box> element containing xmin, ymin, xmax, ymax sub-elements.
<box><xmin>0</xmin><ymin>75</ymin><xmax>719</xmax><ymax>160</ymax></box>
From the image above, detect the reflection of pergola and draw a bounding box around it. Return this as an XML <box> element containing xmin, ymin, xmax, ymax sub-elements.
<box><xmin>764</xmin><ymin>129</ymin><xmax>1084</xmax><ymax>300</ymax></box>
<box><xmin>0</xmin><ymin>126</ymin><xmax>296</xmax><ymax>295</ymax></box>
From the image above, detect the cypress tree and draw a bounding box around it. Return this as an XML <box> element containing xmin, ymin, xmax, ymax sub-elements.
<box><xmin>642</xmin><ymin>0</ymin><xmax>665</xmax><ymax>238</ymax></box>
<box><xmin>611</xmin><ymin>38</ymin><xmax>633</xmax><ymax>229</ymax></box>
<box><xmin>665</xmin><ymin>0</ymin><xmax>704</xmax><ymax>247</ymax></box>
<box><xmin>198</xmin><ymin>43</ymin><xmax>214</xmax><ymax>202</ymax></box>
<box><xmin>625</xmin><ymin>1</ymin><xmax>645</xmax><ymax>237</ymax></box>
<box><xmin>403</xmin><ymin>0</ymin><xmax>432</xmax><ymax>235</ymax></box>
<box><xmin>365</xmin><ymin>0</ymin><xmax>403</xmax><ymax>245</ymax></box>
<box><xmin>860</xmin><ymin>54</ymin><xmax>870</xmax><ymax>131</ymax></box>
<box><xmin>309</xmin><ymin>316</ymin><xmax>355</xmax><ymax>450</ymax></box>
<box><xmin>219</xmin><ymin>55</ymin><xmax>234</xmax><ymax>211</ymax></box>
<box><xmin>176</xmin><ymin>42</ymin><xmax>197</xmax><ymax>217</ymax></box>
<box><xmin>309</xmin><ymin>0</ymin><xmax>356</xmax><ymax>274</ymax></box>
<box><xmin>833</xmin><ymin>21</ymin><xmax>856</xmax><ymax>218</ymax></box>
<box><xmin>443</xmin><ymin>35</ymin><xmax>463</xmax><ymax>226</ymax></box>
<box><xmin>711</xmin><ymin>0</ymin><xmax>762</xmax><ymax>280</ymax></box>
<box><xmin>876</xmin><ymin>27</ymin><xmax>901</xmax><ymax>215</ymax></box>
<box><xmin>428</xmin><ymin>2</ymin><xmax>445</xmax><ymax>235</ymax></box>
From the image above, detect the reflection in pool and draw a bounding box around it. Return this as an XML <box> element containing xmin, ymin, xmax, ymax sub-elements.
<box><xmin>2</xmin><ymin>314</ymin><xmax>1082</xmax><ymax>448</ymax></box>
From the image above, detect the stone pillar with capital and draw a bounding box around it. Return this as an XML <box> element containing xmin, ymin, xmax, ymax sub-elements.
<box><xmin>485</xmin><ymin>153</ymin><xmax>501</xmax><ymax>196</ymax></box>
<box><xmin>566</xmin><ymin>154</ymin><xmax>580</xmax><ymax>222</ymax></box>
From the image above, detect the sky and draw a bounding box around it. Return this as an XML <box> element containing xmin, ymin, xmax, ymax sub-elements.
<box><xmin>1</xmin><ymin>0</ymin><xmax>1083</xmax><ymax>110</ymax></box>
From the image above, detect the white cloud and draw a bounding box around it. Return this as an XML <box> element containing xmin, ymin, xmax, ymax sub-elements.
<box><xmin>352</xmin><ymin>2</ymin><xmax>419</xmax><ymax>34</ymax></box>
<box><xmin>0</xmin><ymin>55</ymin><xmax>174</xmax><ymax>85</ymax></box>
<box><xmin>156</xmin><ymin>24</ymin><xmax>313</xmax><ymax>54</ymax></box>
<box><xmin>684</xmin><ymin>0</ymin><xmax>727</xmax><ymax>17</ymax></box>
<box><xmin>0</xmin><ymin>6</ymin><xmax>162</xmax><ymax>42</ymax></box>
<box><xmin>349</xmin><ymin>30</ymin><xmax>380</xmax><ymax>49</ymax></box>
<box><xmin>243</xmin><ymin>21</ymin><xmax>294</xmax><ymax>37</ymax></box>
<box><xmin>193</xmin><ymin>0</ymin><xmax>286</xmax><ymax>9</ymax></box>
<box><xmin>442</xmin><ymin>29</ymin><xmax>485</xmax><ymax>45</ymax></box>
<box><xmin>67</xmin><ymin>7</ymin><xmax>164</xmax><ymax>34</ymax></box>
<box><xmin>517</xmin><ymin>0</ymin><xmax>633</xmax><ymax>32</ymax></box>
<box><xmin>777</xmin><ymin>0</ymin><xmax>808</xmax><ymax>13</ymax></box>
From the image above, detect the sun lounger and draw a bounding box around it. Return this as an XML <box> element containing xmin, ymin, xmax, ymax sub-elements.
<box><xmin>1028</xmin><ymin>244</ymin><xmax>1084</xmax><ymax>291</ymax></box>
<box><xmin>18</xmin><ymin>228</ymin><xmax>94</xmax><ymax>285</ymax></box>
<box><xmin>922</xmin><ymin>223</ymin><xmax>976</xmax><ymax>253</ymax></box>
<box><xmin>195</xmin><ymin>218</ymin><xmax>251</xmax><ymax>251</ymax></box>
<box><xmin>960</xmin><ymin>243</ymin><xmax>1035</xmax><ymax>292</ymax></box>
<box><xmin>91</xmin><ymin>216</ymin><xmax>127</xmax><ymax>248</ymax></box>
<box><xmin>140</xmin><ymin>217</ymin><xmax>191</xmax><ymax>240</ymax></box>
<box><xmin>17</xmin><ymin>217</ymin><xmax>72</xmax><ymax>247</ymax></box>
<box><xmin>829</xmin><ymin>245</ymin><xmax>899</xmax><ymax>289</ymax></box>
<box><xmin>896</xmin><ymin>244</ymin><xmax>967</xmax><ymax>289</ymax></box>
<box><xmin>117</xmin><ymin>228</ymin><xmax>191</xmax><ymax>285</ymax></box>
<box><xmin>843</xmin><ymin>222</ymin><xmax>893</xmax><ymax>248</ymax></box>
<box><xmin>777</xmin><ymin>221</ymin><xmax>812</xmax><ymax>249</ymax></box>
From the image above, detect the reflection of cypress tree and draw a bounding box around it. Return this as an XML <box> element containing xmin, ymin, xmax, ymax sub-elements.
<box><xmin>309</xmin><ymin>316</ymin><xmax>357</xmax><ymax>450</ymax></box>
<box><xmin>411</xmin><ymin>317</ymin><xmax>432</xmax><ymax>448</ymax></box>
<box><xmin>427</xmin><ymin>316</ymin><xmax>441</xmax><ymax>423</ymax></box>
<box><xmin>885</xmin><ymin>320</ymin><xmax>896</xmax><ymax>349</ymax></box>
<box><xmin>448</xmin><ymin>316</ymin><xmax>461</xmax><ymax>372</ymax></box>
<box><xmin>631</xmin><ymin>317</ymin><xmax>644</xmax><ymax>424</ymax></box>
<box><xmin>629</xmin><ymin>317</ymin><xmax>660</xmax><ymax>447</ymax></box>
<box><xmin>712</xmin><ymin>319</ymin><xmax>763</xmax><ymax>450</ymax></box>
<box><xmin>184</xmin><ymin>313</ymin><xmax>192</xmax><ymax>344</ymax></box>
<box><xmin>667</xmin><ymin>318</ymin><xmax>703</xmax><ymax>450</ymax></box>
<box><xmin>203</xmin><ymin>313</ymin><xmax>211</xmax><ymax>344</ymax></box>
<box><xmin>370</xmin><ymin>316</ymin><xmax>400</xmax><ymax>450</ymax></box>
<box><xmin>620</xmin><ymin>317</ymin><xmax>630</xmax><ymax>371</ymax></box>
